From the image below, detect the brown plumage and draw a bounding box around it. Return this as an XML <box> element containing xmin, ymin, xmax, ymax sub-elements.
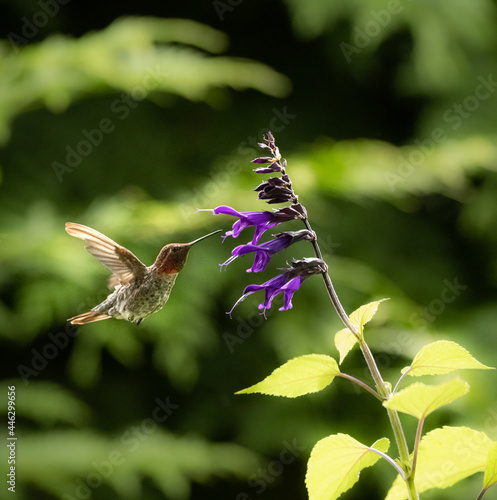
<box><xmin>66</xmin><ymin>223</ymin><xmax>220</xmax><ymax>325</ymax></box>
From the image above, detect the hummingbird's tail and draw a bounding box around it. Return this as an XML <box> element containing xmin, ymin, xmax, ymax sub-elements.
<box><xmin>68</xmin><ymin>311</ymin><xmax>112</xmax><ymax>325</ymax></box>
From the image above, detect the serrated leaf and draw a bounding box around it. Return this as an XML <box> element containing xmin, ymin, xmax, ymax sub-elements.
<box><xmin>386</xmin><ymin>426</ymin><xmax>493</xmax><ymax>500</ymax></box>
<box><xmin>402</xmin><ymin>340</ymin><xmax>493</xmax><ymax>376</ymax></box>
<box><xmin>335</xmin><ymin>328</ymin><xmax>358</xmax><ymax>364</ymax></box>
<box><xmin>236</xmin><ymin>354</ymin><xmax>340</xmax><ymax>398</ymax></box>
<box><xmin>306</xmin><ymin>434</ymin><xmax>389</xmax><ymax>500</ymax></box>
<box><xmin>483</xmin><ymin>442</ymin><xmax>497</xmax><ymax>490</ymax></box>
<box><xmin>349</xmin><ymin>299</ymin><xmax>388</xmax><ymax>329</ymax></box>
<box><xmin>383</xmin><ymin>378</ymin><xmax>469</xmax><ymax>419</ymax></box>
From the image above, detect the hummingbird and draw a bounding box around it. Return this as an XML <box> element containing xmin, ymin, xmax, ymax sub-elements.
<box><xmin>65</xmin><ymin>222</ymin><xmax>221</xmax><ymax>325</ymax></box>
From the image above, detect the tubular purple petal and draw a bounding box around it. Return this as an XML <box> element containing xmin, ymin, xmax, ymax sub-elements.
<box><xmin>227</xmin><ymin>272</ymin><xmax>305</xmax><ymax>316</ymax></box>
<box><xmin>279</xmin><ymin>276</ymin><xmax>302</xmax><ymax>311</ymax></box>
<box><xmin>230</xmin><ymin>234</ymin><xmax>293</xmax><ymax>273</ymax></box>
<box><xmin>230</xmin><ymin>232</ymin><xmax>314</xmax><ymax>273</ymax></box>
<box><xmin>211</xmin><ymin>205</ymin><xmax>282</xmax><ymax>242</ymax></box>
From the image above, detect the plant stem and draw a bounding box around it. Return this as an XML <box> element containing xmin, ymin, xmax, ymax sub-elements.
<box><xmin>337</xmin><ymin>373</ymin><xmax>382</xmax><ymax>400</ymax></box>
<box><xmin>369</xmin><ymin>447</ymin><xmax>406</xmax><ymax>480</ymax></box>
<box><xmin>304</xmin><ymin>218</ymin><xmax>419</xmax><ymax>499</ymax></box>
<box><xmin>411</xmin><ymin>418</ymin><xmax>425</xmax><ymax>478</ymax></box>
<box><xmin>303</xmin><ymin>219</ymin><xmax>358</xmax><ymax>335</ymax></box>
<box><xmin>393</xmin><ymin>367</ymin><xmax>411</xmax><ymax>394</ymax></box>
<box><xmin>476</xmin><ymin>488</ymin><xmax>488</xmax><ymax>500</ymax></box>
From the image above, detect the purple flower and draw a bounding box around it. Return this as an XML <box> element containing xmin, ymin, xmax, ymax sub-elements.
<box><xmin>209</xmin><ymin>205</ymin><xmax>306</xmax><ymax>244</ymax></box>
<box><xmin>224</xmin><ymin>230</ymin><xmax>315</xmax><ymax>273</ymax></box>
<box><xmin>212</xmin><ymin>205</ymin><xmax>280</xmax><ymax>243</ymax></box>
<box><xmin>228</xmin><ymin>273</ymin><xmax>303</xmax><ymax>316</ymax></box>
<box><xmin>228</xmin><ymin>258</ymin><xmax>327</xmax><ymax>316</ymax></box>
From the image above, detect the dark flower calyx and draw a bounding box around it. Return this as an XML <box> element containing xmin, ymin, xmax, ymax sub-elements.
<box><xmin>273</xmin><ymin>229</ymin><xmax>315</xmax><ymax>245</ymax></box>
<box><xmin>253</xmin><ymin>162</ymin><xmax>284</xmax><ymax>174</ymax></box>
<box><xmin>275</xmin><ymin>203</ymin><xmax>307</xmax><ymax>221</ymax></box>
<box><xmin>258</xmin><ymin>187</ymin><xmax>296</xmax><ymax>204</ymax></box>
<box><xmin>255</xmin><ymin>175</ymin><xmax>296</xmax><ymax>204</ymax></box>
<box><xmin>254</xmin><ymin>176</ymin><xmax>290</xmax><ymax>192</ymax></box>
<box><xmin>286</xmin><ymin>258</ymin><xmax>328</xmax><ymax>278</ymax></box>
<box><xmin>261</xmin><ymin>131</ymin><xmax>280</xmax><ymax>156</ymax></box>
<box><xmin>252</xmin><ymin>157</ymin><xmax>275</xmax><ymax>164</ymax></box>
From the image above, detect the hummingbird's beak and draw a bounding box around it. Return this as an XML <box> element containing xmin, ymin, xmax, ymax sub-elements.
<box><xmin>188</xmin><ymin>229</ymin><xmax>222</xmax><ymax>246</ymax></box>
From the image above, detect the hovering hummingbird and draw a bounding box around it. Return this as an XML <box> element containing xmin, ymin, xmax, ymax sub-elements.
<box><xmin>65</xmin><ymin>223</ymin><xmax>221</xmax><ymax>325</ymax></box>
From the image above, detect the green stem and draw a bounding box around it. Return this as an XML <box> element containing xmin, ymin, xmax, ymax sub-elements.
<box><xmin>303</xmin><ymin>219</ymin><xmax>359</xmax><ymax>335</ymax></box>
<box><xmin>369</xmin><ymin>447</ymin><xmax>406</xmax><ymax>480</ymax></box>
<box><xmin>476</xmin><ymin>488</ymin><xmax>488</xmax><ymax>500</ymax></box>
<box><xmin>303</xmin><ymin>218</ymin><xmax>418</xmax><ymax>499</ymax></box>
<box><xmin>337</xmin><ymin>373</ymin><xmax>382</xmax><ymax>400</ymax></box>
<box><xmin>411</xmin><ymin>418</ymin><xmax>425</xmax><ymax>478</ymax></box>
<box><xmin>360</xmin><ymin>335</ymin><xmax>418</xmax><ymax>500</ymax></box>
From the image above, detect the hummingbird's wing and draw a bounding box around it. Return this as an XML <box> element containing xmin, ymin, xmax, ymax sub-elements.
<box><xmin>65</xmin><ymin>223</ymin><xmax>147</xmax><ymax>289</ymax></box>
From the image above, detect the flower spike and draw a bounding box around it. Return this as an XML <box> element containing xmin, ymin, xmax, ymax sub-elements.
<box><xmin>211</xmin><ymin>132</ymin><xmax>325</xmax><ymax>316</ymax></box>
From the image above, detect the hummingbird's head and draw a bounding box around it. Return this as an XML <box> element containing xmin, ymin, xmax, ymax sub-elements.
<box><xmin>153</xmin><ymin>230</ymin><xmax>221</xmax><ymax>274</ymax></box>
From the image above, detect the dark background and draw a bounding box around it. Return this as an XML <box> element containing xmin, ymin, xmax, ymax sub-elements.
<box><xmin>1</xmin><ymin>1</ymin><xmax>497</xmax><ymax>499</ymax></box>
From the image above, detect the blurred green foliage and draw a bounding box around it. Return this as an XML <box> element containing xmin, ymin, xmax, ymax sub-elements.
<box><xmin>1</xmin><ymin>1</ymin><xmax>497</xmax><ymax>499</ymax></box>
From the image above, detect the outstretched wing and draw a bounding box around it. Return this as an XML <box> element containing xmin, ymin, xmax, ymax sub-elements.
<box><xmin>65</xmin><ymin>222</ymin><xmax>147</xmax><ymax>289</ymax></box>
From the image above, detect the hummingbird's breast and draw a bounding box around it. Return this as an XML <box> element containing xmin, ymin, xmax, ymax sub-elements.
<box><xmin>94</xmin><ymin>270</ymin><xmax>178</xmax><ymax>323</ymax></box>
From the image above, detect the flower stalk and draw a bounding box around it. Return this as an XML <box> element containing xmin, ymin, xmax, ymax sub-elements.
<box><xmin>212</xmin><ymin>131</ymin><xmax>419</xmax><ymax>500</ymax></box>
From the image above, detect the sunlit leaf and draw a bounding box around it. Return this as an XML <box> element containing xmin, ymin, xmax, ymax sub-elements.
<box><xmin>349</xmin><ymin>299</ymin><xmax>388</xmax><ymax>330</ymax></box>
<box><xmin>306</xmin><ymin>434</ymin><xmax>389</xmax><ymax>500</ymax></box>
<box><xmin>483</xmin><ymin>442</ymin><xmax>497</xmax><ymax>491</ymax></box>
<box><xmin>335</xmin><ymin>328</ymin><xmax>358</xmax><ymax>364</ymax></box>
<box><xmin>402</xmin><ymin>340</ymin><xmax>493</xmax><ymax>376</ymax></box>
<box><xmin>383</xmin><ymin>378</ymin><xmax>469</xmax><ymax>420</ymax></box>
<box><xmin>386</xmin><ymin>427</ymin><xmax>493</xmax><ymax>500</ymax></box>
<box><xmin>236</xmin><ymin>354</ymin><xmax>340</xmax><ymax>398</ymax></box>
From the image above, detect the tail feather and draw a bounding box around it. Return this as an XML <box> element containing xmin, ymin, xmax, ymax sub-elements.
<box><xmin>68</xmin><ymin>311</ymin><xmax>112</xmax><ymax>325</ymax></box>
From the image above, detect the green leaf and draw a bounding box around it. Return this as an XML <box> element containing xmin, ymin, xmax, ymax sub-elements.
<box><xmin>386</xmin><ymin>426</ymin><xmax>493</xmax><ymax>500</ymax></box>
<box><xmin>334</xmin><ymin>328</ymin><xmax>358</xmax><ymax>364</ymax></box>
<box><xmin>306</xmin><ymin>434</ymin><xmax>389</xmax><ymax>500</ymax></box>
<box><xmin>349</xmin><ymin>299</ymin><xmax>388</xmax><ymax>330</ymax></box>
<box><xmin>483</xmin><ymin>442</ymin><xmax>497</xmax><ymax>491</ymax></box>
<box><xmin>383</xmin><ymin>378</ymin><xmax>469</xmax><ymax>420</ymax></box>
<box><xmin>402</xmin><ymin>340</ymin><xmax>493</xmax><ymax>376</ymax></box>
<box><xmin>236</xmin><ymin>354</ymin><xmax>340</xmax><ymax>398</ymax></box>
